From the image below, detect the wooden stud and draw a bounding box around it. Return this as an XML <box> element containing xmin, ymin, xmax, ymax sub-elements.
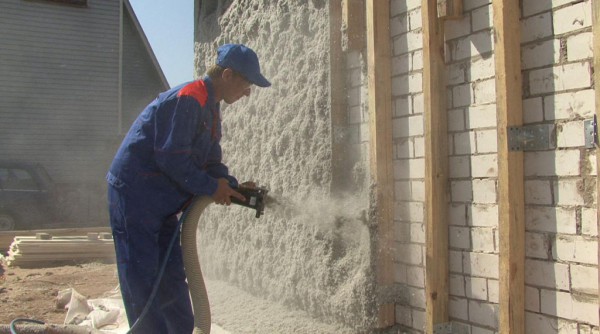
<box><xmin>592</xmin><ymin>0</ymin><xmax>600</xmax><ymax>314</ymax></box>
<box><xmin>342</xmin><ymin>0</ymin><xmax>365</xmax><ymax>50</ymax></box>
<box><xmin>493</xmin><ymin>0</ymin><xmax>525</xmax><ymax>333</ymax></box>
<box><xmin>422</xmin><ymin>0</ymin><xmax>450</xmax><ymax>332</ymax></box>
<box><xmin>366</xmin><ymin>0</ymin><xmax>395</xmax><ymax>328</ymax></box>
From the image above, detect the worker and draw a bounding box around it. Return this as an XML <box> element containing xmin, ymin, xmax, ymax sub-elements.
<box><xmin>106</xmin><ymin>44</ymin><xmax>271</xmax><ymax>333</ymax></box>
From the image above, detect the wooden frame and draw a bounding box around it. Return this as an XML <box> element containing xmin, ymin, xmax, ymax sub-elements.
<box><xmin>366</xmin><ymin>0</ymin><xmax>395</xmax><ymax>328</ymax></box>
<box><xmin>493</xmin><ymin>0</ymin><xmax>525</xmax><ymax>333</ymax></box>
<box><xmin>342</xmin><ymin>0</ymin><xmax>365</xmax><ymax>50</ymax></box>
<box><xmin>422</xmin><ymin>0</ymin><xmax>450</xmax><ymax>332</ymax></box>
<box><xmin>592</xmin><ymin>0</ymin><xmax>600</xmax><ymax>313</ymax></box>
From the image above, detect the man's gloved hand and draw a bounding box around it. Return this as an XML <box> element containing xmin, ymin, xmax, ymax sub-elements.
<box><xmin>212</xmin><ymin>178</ymin><xmax>245</xmax><ymax>205</ymax></box>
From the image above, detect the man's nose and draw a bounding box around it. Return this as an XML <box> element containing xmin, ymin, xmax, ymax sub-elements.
<box><xmin>244</xmin><ymin>88</ymin><xmax>251</xmax><ymax>96</ymax></box>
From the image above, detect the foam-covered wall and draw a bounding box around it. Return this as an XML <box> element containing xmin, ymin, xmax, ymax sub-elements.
<box><xmin>194</xmin><ymin>0</ymin><xmax>376</xmax><ymax>331</ymax></box>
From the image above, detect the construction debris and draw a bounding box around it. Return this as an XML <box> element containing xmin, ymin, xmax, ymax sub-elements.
<box><xmin>6</xmin><ymin>233</ymin><xmax>115</xmax><ymax>268</ymax></box>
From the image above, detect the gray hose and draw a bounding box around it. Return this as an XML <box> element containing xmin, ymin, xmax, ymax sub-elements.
<box><xmin>181</xmin><ymin>196</ymin><xmax>213</xmax><ymax>334</ymax></box>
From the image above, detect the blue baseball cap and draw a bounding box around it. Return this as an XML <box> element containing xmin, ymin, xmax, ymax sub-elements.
<box><xmin>216</xmin><ymin>44</ymin><xmax>271</xmax><ymax>87</ymax></box>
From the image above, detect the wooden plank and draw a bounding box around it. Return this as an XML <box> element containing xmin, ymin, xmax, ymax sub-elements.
<box><xmin>422</xmin><ymin>0</ymin><xmax>450</xmax><ymax>332</ymax></box>
<box><xmin>0</xmin><ymin>227</ymin><xmax>111</xmax><ymax>251</ymax></box>
<box><xmin>592</xmin><ymin>0</ymin><xmax>600</xmax><ymax>314</ymax></box>
<box><xmin>366</xmin><ymin>0</ymin><xmax>395</xmax><ymax>328</ymax></box>
<box><xmin>342</xmin><ymin>0</ymin><xmax>365</xmax><ymax>50</ymax></box>
<box><xmin>493</xmin><ymin>0</ymin><xmax>525</xmax><ymax>333</ymax></box>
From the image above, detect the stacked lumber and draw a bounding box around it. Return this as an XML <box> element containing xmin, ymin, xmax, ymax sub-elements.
<box><xmin>6</xmin><ymin>232</ymin><xmax>116</xmax><ymax>268</ymax></box>
<box><xmin>0</xmin><ymin>227</ymin><xmax>111</xmax><ymax>252</ymax></box>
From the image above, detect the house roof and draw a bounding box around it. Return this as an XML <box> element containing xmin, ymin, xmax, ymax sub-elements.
<box><xmin>123</xmin><ymin>0</ymin><xmax>170</xmax><ymax>89</ymax></box>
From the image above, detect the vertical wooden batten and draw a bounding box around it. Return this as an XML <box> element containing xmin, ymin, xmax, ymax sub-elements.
<box><xmin>366</xmin><ymin>0</ymin><xmax>395</xmax><ymax>328</ymax></box>
<box><xmin>422</xmin><ymin>0</ymin><xmax>450</xmax><ymax>332</ymax></box>
<box><xmin>493</xmin><ymin>0</ymin><xmax>525</xmax><ymax>333</ymax></box>
<box><xmin>592</xmin><ymin>0</ymin><xmax>600</xmax><ymax>314</ymax></box>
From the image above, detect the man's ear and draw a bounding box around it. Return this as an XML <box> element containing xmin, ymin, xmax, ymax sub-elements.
<box><xmin>222</xmin><ymin>68</ymin><xmax>235</xmax><ymax>82</ymax></box>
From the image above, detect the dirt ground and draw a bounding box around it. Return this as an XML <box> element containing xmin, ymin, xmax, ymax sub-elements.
<box><xmin>0</xmin><ymin>261</ymin><xmax>118</xmax><ymax>326</ymax></box>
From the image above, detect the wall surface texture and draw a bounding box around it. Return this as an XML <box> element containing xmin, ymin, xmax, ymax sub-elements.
<box><xmin>194</xmin><ymin>0</ymin><xmax>377</xmax><ymax>332</ymax></box>
<box><xmin>195</xmin><ymin>0</ymin><xmax>598</xmax><ymax>333</ymax></box>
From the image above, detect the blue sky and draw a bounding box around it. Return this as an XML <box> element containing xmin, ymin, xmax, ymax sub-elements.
<box><xmin>129</xmin><ymin>0</ymin><xmax>194</xmax><ymax>87</ymax></box>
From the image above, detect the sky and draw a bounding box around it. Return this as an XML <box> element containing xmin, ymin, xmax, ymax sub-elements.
<box><xmin>129</xmin><ymin>0</ymin><xmax>195</xmax><ymax>87</ymax></box>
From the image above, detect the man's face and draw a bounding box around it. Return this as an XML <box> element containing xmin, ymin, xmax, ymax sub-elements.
<box><xmin>223</xmin><ymin>71</ymin><xmax>253</xmax><ymax>104</ymax></box>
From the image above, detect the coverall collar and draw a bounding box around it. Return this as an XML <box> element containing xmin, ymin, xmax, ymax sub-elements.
<box><xmin>202</xmin><ymin>75</ymin><xmax>220</xmax><ymax>112</ymax></box>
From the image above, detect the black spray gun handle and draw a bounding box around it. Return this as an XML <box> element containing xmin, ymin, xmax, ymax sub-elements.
<box><xmin>230</xmin><ymin>186</ymin><xmax>269</xmax><ymax>218</ymax></box>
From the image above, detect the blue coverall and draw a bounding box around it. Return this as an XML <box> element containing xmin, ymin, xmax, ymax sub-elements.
<box><xmin>107</xmin><ymin>76</ymin><xmax>237</xmax><ymax>333</ymax></box>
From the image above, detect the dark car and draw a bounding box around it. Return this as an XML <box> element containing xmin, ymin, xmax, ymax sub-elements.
<box><xmin>0</xmin><ymin>162</ymin><xmax>59</xmax><ymax>230</ymax></box>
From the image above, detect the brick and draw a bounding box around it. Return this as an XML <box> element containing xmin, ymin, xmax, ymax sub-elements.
<box><xmin>392</xmin><ymin>53</ymin><xmax>410</xmax><ymax>75</ymax></box>
<box><xmin>450</xmin><ymin>274</ymin><xmax>466</xmax><ymax>296</ymax></box>
<box><xmin>540</xmin><ymin>289</ymin><xmax>599</xmax><ymax>324</ymax></box>
<box><xmin>556</xmin><ymin>121</ymin><xmax>586</xmax><ymax>148</ymax></box>
<box><xmin>412</xmin><ymin>93</ymin><xmax>424</xmax><ymax>115</ymax></box>
<box><xmin>453</xmin><ymin>83</ymin><xmax>473</xmax><ymax>107</ymax></box>
<box><xmin>349</xmin><ymin>105</ymin><xmax>362</xmax><ymax>124</ymax></box>
<box><xmin>463</xmin><ymin>0</ymin><xmax>491</xmax><ymax>11</ymax></box>
<box><xmin>466</xmin><ymin>104</ymin><xmax>497</xmax><ymax>129</ymax></box>
<box><xmin>553</xmin><ymin>179</ymin><xmax>584</xmax><ymax>206</ymax></box>
<box><xmin>471</xmin><ymin>5</ymin><xmax>492</xmax><ymax>31</ymax></box>
<box><xmin>390</xmin><ymin>0</ymin><xmax>420</xmax><ymax>16</ymax></box>
<box><xmin>525</xmin><ymin>286</ymin><xmax>540</xmax><ymax>312</ymax></box>
<box><xmin>346</xmin><ymin>50</ymin><xmax>361</xmax><ymax>68</ymax></box>
<box><xmin>451</xmin><ymin>30</ymin><xmax>494</xmax><ymax>61</ymax></box>
<box><xmin>397</xmin><ymin>242</ymin><xmax>423</xmax><ymax>265</ymax></box>
<box><xmin>394</xmin><ymin>262</ymin><xmax>408</xmax><ymax>283</ymax></box>
<box><xmin>545</xmin><ymin>89</ymin><xmax>595</xmax><ymax>121</ymax></box>
<box><xmin>390</xmin><ymin>14</ymin><xmax>409</xmax><ymax>37</ymax></box>
<box><xmin>448</xmin><ymin>108</ymin><xmax>465</xmax><ymax>131</ymax></box>
<box><xmin>393</xmin><ymin>31</ymin><xmax>423</xmax><ymax>54</ymax></box>
<box><xmin>475</xmin><ymin>129</ymin><xmax>497</xmax><ymax>153</ymax></box>
<box><xmin>525</xmin><ymin>180</ymin><xmax>553</xmax><ymax>205</ymax></box>
<box><xmin>395</xmin><ymin>304</ymin><xmax>412</xmax><ymax>327</ymax></box>
<box><xmin>393</xmin><ymin>115</ymin><xmax>423</xmax><ymax>138</ymax></box>
<box><xmin>449</xmin><ymin>296</ymin><xmax>469</xmax><ymax>320</ymax></box>
<box><xmin>473</xmin><ymin>78</ymin><xmax>496</xmax><ymax>105</ymax></box>
<box><xmin>526</xmin><ymin>232</ymin><xmax>549</xmax><ymax>259</ymax></box>
<box><xmin>471</xmin><ymin>326</ymin><xmax>494</xmax><ymax>334</ymax></box>
<box><xmin>465</xmin><ymin>276</ymin><xmax>487</xmax><ymax>300</ymax></box>
<box><xmin>522</xmin><ymin>0</ymin><xmax>574</xmax><ymax>17</ymax></box>
<box><xmin>394</xmin><ymin>201</ymin><xmax>424</xmax><ymax>223</ymax></box>
<box><xmin>451</xmin><ymin>180</ymin><xmax>473</xmax><ymax>202</ymax></box>
<box><xmin>567</xmin><ymin>32</ymin><xmax>593</xmax><ymax>61</ymax></box>
<box><xmin>450</xmin><ymin>250</ymin><xmax>464</xmax><ymax>273</ymax></box>
<box><xmin>521</xmin><ymin>38</ymin><xmax>560</xmax><ymax>69</ymax></box>
<box><xmin>471</xmin><ymin>227</ymin><xmax>495</xmax><ymax>253</ymax></box>
<box><xmin>412</xmin><ymin>308</ymin><xmax>426</xmax><ymax>330</ymax></box>
<box><xmin>552</xmin><ymin>235</ymin><xmax>598</xmax><ymax>265</ymax></box>
<box><xmin>395</xmin><ymin>181</ymin><xmax>411</xmax><ymax>200</ymax></box>
<box><xmin>523</xmin><ymin>97</ymin><xmax>544</xmax><ymax>124</ymax></box>
<box><xmin>411</xmin><ymin>180</ymin><xmax>425</xmax><ymax>202</ymax></box>
<box><xmin>571</xmin><ymin>264</ymin><xmax>598</xmax><ymax>295</ymax></box>
<box><xmin>487</xmin><ymin>279</ymin><xmax>498</xmax><ymax>303</ymax></box>
<box><xmin>449</xmin><ymin>203</ymin><xmax>468</xmax><ymax>226</ymax></box>
<box><xmin>464</xmin><ymin>252</ymin><xmax>499</xmax><ymax>278</ymax></box>
<box><xmin>412</xmin><ymin>50</ymin><xmax>423</xmax><ymax>70</ymax></box>
<box><xmin>469</xmin><ymin>204</ymin><xmax>498</xmax><ymax>227</ymax></box>
<box><xmin>394</xmin><ymin>158</ymin><xmax>425</xmax><ymax>179</ymax></box>
<box><xmin>525</xmin><ymin>259</ymin><xmax>570</xmax><ymax>289</ymax></box>
<box><xmin>450</xmin><ymin>156</ymin><xmax>471</xmax><ymax>178</ymax></box>
<box><xmin>413</xmin><ymin>136</ymin><xmax>424</xmax><ymax>157</ymax></box>
<box><xmin>526</xmin><ymin>206</ymin><xmax>577</xmax><ymax>234</ymax></box>
<box><xmin>445</xmin><ymin>14</ymin><xmax>471</xmax><ymax>40</ymax></box>
<box><xmin>525</xmin><ymin>312</ymin><xmax>577</xmax><ymax>334</ymax></box>
<box><xmin>394</xmin><ymin>95</ymin><xmax>411</xmax><ymax>116</ymax></box>
<box><xmin>450</xmin><ymin>226</ymin><xmax>471</xmax><ymax>249</ymax></box>
<box><xmin>553</xmin><ymin>1</ymin><xmax>592</xmax><ymax>35</ymax></box>
<box><xmin>472</xmin><ymin>179</ymin><xmax>496</xmax><ymax>204</ymax></box>
<box><xmin>582</xmin><ymin>207</ymin><xmax>598</xmax><ymax>236</ymax></box>
<box><xmin>407</xmin><ymin>265</ymin><xmax>425</xmax><ymax>288</ymax></box>
<box><xmin>408</xmin><ymin>286</ymin><xmax>426</xmax><ymax>308</ymax></box>
<box><xmin>524</xmin><ymin>150</ymin><xmax>580</xmax><ymax>177</ymax></box>
<box><xmin>408</xmin><ymin>8</ymin><xmax>422</xmax><ymax>30</ymax></box>
<box><xmin>395</xmin><ymin>138</ymin><xmax>411</xmax><ymax>158</ymax></box>
<box><xmin>529</xmin><ymin>62</ymin><xmax>592</xmax><ymax>95</ymax></box>
<box><xmin>448</xmin><ymin>63</ymin><xmax>466</xmax><ymax>85</ymax></box>
<box><xmin>453</xmin><ymin>131</ymin><xmax>476</xmax><ymax>155</ymax></box>
<box><xmin>521</xmin><ymin>12</ymin><xmax>553</xmax><ymax>43</ymax></box>
<box><xmin>468</xmin><ymin>300</ymin><xmax>498</xmax><ymax>328</ymax></box>
<box><xmin>471</xmin><ymin>154</ymin><xmax>497</xmax><ymax>177</ymax></box>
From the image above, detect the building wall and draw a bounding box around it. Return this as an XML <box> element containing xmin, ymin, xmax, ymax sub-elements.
<box><xmin>388</xmin><ymin>0</ymin><xmax>598</xmax><ymax>333</ymax></box>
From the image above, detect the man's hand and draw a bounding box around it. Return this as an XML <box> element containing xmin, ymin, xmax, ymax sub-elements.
<box><xmin>212</xmin><ymin>178</ymin><xmax>245</xmax><ymax>205</ymax></box>
<box><xmin>239</xmin><ymin>181</ymin><xmax>256</xmax><ymax>189</ymax></box>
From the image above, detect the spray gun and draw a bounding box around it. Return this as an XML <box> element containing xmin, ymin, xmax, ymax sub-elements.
<box><xmin>230</xmin><ymin>186</ymin><xmax>269</xmax><ymax>218</ymax></box>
